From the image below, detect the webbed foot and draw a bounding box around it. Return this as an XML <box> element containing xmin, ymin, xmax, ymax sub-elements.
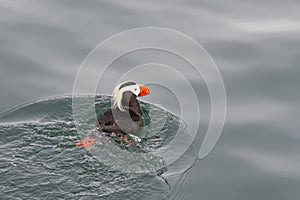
<box><xmin>76</xmin><ymin>137</ymin><xmax>97</xmax><ymax>149</ymax></box>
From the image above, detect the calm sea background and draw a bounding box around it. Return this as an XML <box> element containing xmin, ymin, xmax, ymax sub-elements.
<box><xmin>1</xmin><ymin>0</ymin><xmax>300</xmax><ymax>199</ymax></box>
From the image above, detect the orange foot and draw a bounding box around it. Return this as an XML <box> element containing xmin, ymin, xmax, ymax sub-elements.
<box><xmin>119</xmin><ymin>135</ymin><xmax>136</xmax><ymax>147</ymax></box>
<box><xmin>76</xmin><ymin>137</ymin><xmax>96</xmax><ymax>149</ymax></box>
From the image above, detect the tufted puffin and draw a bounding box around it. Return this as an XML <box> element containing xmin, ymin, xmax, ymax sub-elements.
<box><xmin>76</xmin><ymin>81</ymin><xmax>150</xmax><ymax>149</ymax></box>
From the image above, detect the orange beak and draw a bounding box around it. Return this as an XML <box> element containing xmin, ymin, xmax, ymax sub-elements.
<box><xmin>138</xmin><ymin>85</ymin><xmax>150</xmax><ymax>97</ymax></box>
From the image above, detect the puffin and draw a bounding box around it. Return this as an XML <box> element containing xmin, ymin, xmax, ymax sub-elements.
<box><xmin>76</xmin><ymin>81</ymin><xmax>150</xmax><ymax>148</ymax></box>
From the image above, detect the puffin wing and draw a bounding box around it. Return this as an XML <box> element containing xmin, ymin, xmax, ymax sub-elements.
<box><xmin>98</xmin><ymin>109</ymin><xmax>120</xmax><ymax>134</ymax></box>
<box><xmin>114</xmin><ymin>107</ymin><xmax>142</xmax><ymax>135</ymax></box>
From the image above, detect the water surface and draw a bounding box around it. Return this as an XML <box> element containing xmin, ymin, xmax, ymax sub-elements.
<box><xmin>1</xmin><ymin>1</ymin><xmax>300</xmax><ymax>199</ymax></box>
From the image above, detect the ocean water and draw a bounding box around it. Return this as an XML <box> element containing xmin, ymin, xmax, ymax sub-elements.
<box><xmin>0</xmin><ymin>95</ymin><xmax>198</xmax><ymax>199</ymax></box>
<box><xmin>1</xmin><ymin>0</ymin><xmax>300</xmax><ymax>199</ymax></box>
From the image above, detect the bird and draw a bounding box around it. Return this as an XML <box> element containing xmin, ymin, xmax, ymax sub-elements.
<box><xmin>76</xmin><ymin>81</ymin><xmax>150</xmax><ymax>149</ymax></box>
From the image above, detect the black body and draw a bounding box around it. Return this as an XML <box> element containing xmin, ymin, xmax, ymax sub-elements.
<box><xmin>98</xmin><ymin>91</ymin><xmax>142</xmax><ymax>135</ymax></box>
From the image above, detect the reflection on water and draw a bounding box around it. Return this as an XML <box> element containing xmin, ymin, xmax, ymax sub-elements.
<box><xmin>1</xmin><ymin>0</ymin><xmax>300</xmax><ymax>199</ymax></box>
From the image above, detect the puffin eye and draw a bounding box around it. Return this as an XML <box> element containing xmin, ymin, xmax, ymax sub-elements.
<box><xmin>134</xmin><ymin>88</ymin><xmax>137</xmax><ymax>91</ymax></box>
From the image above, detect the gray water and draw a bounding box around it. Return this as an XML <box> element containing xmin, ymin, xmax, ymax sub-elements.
<box><xmin>1</xmin><ymin>0</ymin><xmax>300</xmax><ymax>199</ymax></box>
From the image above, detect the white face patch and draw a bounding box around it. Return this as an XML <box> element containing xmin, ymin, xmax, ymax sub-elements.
<box><xmin>113</xmin><ymin>83</ymin><xmax>141</xmax><ymax>111</ymax></box>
